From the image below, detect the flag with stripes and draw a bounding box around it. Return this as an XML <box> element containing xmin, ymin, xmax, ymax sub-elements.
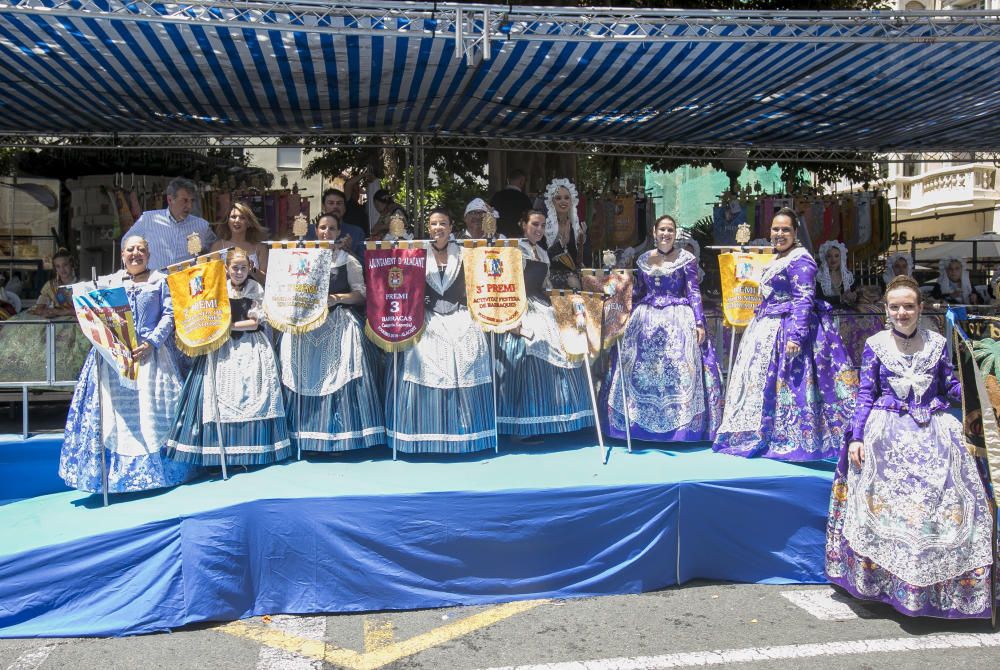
<box><xmin>71</xmin><ymin>282</ymin><xmax>139</xmax><ymax>385</ymax></box>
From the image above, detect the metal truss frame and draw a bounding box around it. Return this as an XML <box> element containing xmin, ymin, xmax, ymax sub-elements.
<box><xmin>2</xmin><ymin>2</ymin><xmax>1000</xmax><ymax>48</ymax></box>
<box><xmin>2</xmin><ymin>133</ymin><xmax>998</xmax><ymax>164</ymax></box>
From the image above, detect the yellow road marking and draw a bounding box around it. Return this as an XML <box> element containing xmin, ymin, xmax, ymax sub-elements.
<box><xmin>363</xmin><ymin>617</ymin><xmax>395</xmax><ymax>652</ymax></box>
<box><xmin>358</xmin><ymin>599</ymin><xmax>546</xmax><ymax>669</ymax></box>
<box><xmin>216</xmin><ymin>599</ymin><xmax>547</xmax><ymax>670</ymax></box>
<box><xmin>216</xmin><ymin>620</ymin><xmax>360</xmax><ymax>667</ymax></box>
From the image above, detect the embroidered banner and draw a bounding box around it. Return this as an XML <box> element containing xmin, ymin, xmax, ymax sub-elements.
<box><xmin>581</xmin><ymin>268</ymin><xmax>633</xmax><ymax>348</ymax></box>
<box><xmin>363</xmin><ymin>245</ymin><xmax>427</xmax><ymax>352</ymax></box>
<box><xmin>464</xmin><ymin>244</ymin><xmax>527</xmax><ymax>333</ymax></box>
<box><xmin>72</xmin><ymin>282</ymin><xmax>140</xmax><ymax>385</ymax></box>
<box><xmin>263</xmin><ymin>245</ymin><xmax>332</xmax><ymax>334</ymax></box>
<box><xmin>548</xmin><ymin>289</ymin><xmax>604</xmax><ymax>360</ymax></box>
<box><xmin>166</xmin><ymin>259</ymin><xmax>231</xmax><ymax>356</ymax></box>
<box><xmin>718</xmin><ymin>251</ymin><xmax>774</xmax><ymax>327</ymax></box>
<box><xmin>952</xmin><ymin>316</ymin><xmax>1000</xmax><ymax>509</ymax></box>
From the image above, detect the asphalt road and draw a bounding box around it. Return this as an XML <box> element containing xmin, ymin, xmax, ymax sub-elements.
<box><xmin>2</xmin><ymin>582</ymin><xmax>997</xmax><ymax>670</ymax></box>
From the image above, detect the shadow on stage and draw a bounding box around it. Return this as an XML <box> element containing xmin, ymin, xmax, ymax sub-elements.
<box><xmin>0</xmin><ymin>430</ymin><xmax>838</xmax><ymax>638</ymax></box>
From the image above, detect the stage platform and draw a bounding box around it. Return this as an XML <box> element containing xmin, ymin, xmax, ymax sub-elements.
<box><xmin>0</xmin><ymin>432</ymin><xmax>837</xmax><ymax>638</ymax></box>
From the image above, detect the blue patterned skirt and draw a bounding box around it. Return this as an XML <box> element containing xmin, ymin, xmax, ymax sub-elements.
<box><xmin>496</xmin><ymin>331</ymin><xmax>594</xmax><ymax>437</ymax></box>
<box><xmin>165</xmin><ymin>333</ymin><xmax>292</xmax><ymax>466</ymax></box>
<box><xmin>281</xmin><ymin>309</ymin><xmax>386</xmax><ymax>453</ymax></box>
<box><xmin>385</xmin><ymin>308</ymin><xmax>496</xmax><ymax>454</ymax></box>
<box><xmin>59</xmin><ymin>349</ymin><xmax>198</xmax><ymax>494</ymax></box>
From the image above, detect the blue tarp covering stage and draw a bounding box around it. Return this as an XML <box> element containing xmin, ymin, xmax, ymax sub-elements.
<box><xmin>0</xmin><ymin>434</ymin><xmax>836</xmax><ymax>638</ymax></box>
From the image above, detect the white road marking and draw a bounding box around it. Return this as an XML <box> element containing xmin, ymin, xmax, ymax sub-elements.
<box><xmin>482</xmin><ymin>632</ymin><xmax>1000</xmax><ymax>670</ymax></box>
<box><xmin>780</xmin><ymin>587</ymin><xmax>861</xmax><ymax>621</ymax></box>
<box><xmin>5</xmin><ymin>645</ymin><xmax>55</xmax><ymax>670</ymax></box>
<box><xmin>255</xmin><ymin>615</ymin><xmax>327</xmax><ymax>670</ymax></box>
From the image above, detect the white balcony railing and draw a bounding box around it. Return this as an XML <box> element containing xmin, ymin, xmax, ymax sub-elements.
<box><xmin>893</xmin><ymin>164</ymin><xmax>999</xmax><ymax>211</ymax></box>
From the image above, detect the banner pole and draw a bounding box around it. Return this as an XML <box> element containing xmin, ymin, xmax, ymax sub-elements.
<box><xmin>295</xmin><ymin>338</ymin><xmax>302</xmax><ymax>461</ymax></box>
<box><xmin>95</xmin><ymin>349</ymin><xmax>109</xmax><ymax>508</ymax></box>
<box><xmin>491</xmin><ymin>331</ymin><xmax>499</xmax><ymax>453</ymax></box>
<box><xmin>90</xmin><ymin>268</ymin><xmax>110</xmax><ymax>507</ymax></box>
<box><xmin>616</xmin><ymin>340</ymin><xmax>632</xmax><ymax>453</ymax></box>
<box><xmin>208</xmin><ymin>350</ymin><xmax>229</xmax><ymax>480</ymax></box>
<box><xmin>582</xmin><ymin>350</ymin><xmax>606</xmax><ymax>463</ymax></box>
<box><xmin>392</xmin><ymin>350</ymin><xmax>398</xmax><ymax>461</ymax></box>
<box><xmin>727</xmin><ymin>325</ymin><xmax>737</xmax><ymax>384</ymax></box>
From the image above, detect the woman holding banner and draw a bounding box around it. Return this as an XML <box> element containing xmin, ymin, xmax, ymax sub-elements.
<box><xmin>826</xmin><ymin>275</ymin><xmax>996</xmax><ymax>619</ymax></box>
<box><xmin>280</xmin><ymin>213</ymin><xmax>385</xmax><ymax>453</ymax></box>
<box><xmin>604</xmin><ymin>215</ymin><xmax>723</xmax><ymax>443</ymax></box>
<box><xmin>713</xmin><ymin>208</ymin><xmax>857</xmax><ymax>461</ymax></box>
<box><xmin>165</xmin><ymin>248</ymin><xmax>291</xmax><ymax>467</ymax></box>
<box><xmin>387</xmin><ymin>208</ymin><xmax>496</xmax><ymax>453</ymax></box>
<box><xmin>60</xmin><ymin>236</ymin><xmax>197</xmax><ymax>493</ymax></box>
<box><xmin>496</xmin><ymin>210</ymin><xmax>594</xmax><ymax>439</ymax></box>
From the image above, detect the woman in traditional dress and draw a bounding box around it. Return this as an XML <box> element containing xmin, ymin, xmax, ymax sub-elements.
<box><xmin>816</xmin><ymin>240</ymin><xmax>857</xmax><ymax>309</ymax></box>
<box><xmin>0</xmin><ymin>249</ymin><xmax>91</xmax><ymax>384</ymax></box>
<box><xmin>210</xmin><ymin>202</ymin><xmax>269</xmax><ymax>283</ymax></box>
<box><xmin>882</xmin><ymin>252</ymin><xmax>913</xmax><ymax>288</ymax></box>
<box><xmin>713</xmin><ymin>208</ymin><xmax>858</xmax><ymax>461</ymax></box>
<box><xmin>932</xmin><ymin>256</ymin><xmax>983</xmax><ymax>305</ymax></box>
<box><xmin>280</xmin><ymin>213</ymin><xmax>385</xmax><ymax>453</ymax></box>
<box><xmin>165</xmin><ymin>248</ymin><xmax>290</xmax><ymax>467</ymax></box>
<box><xmin>605</xmin><ymin>215</ymin><xmax>723</xmax><ymax>443</ymax></box>
<box><xmin>543</xmin><ymin>178</ymin><xmax>586</xmax><ymax>290</ymax></box>
<box><xmin>386</xmin><ymin>208</ymin><xmax>496</xmax><ymax>454</ymax></box>
<box><xmin>826</xmin><ymin>275</ymin><xmax>996</xmax><ymax>619</ymax></box>
<box><xmin>497</xmin><ymin>210</ymin><xmax>594</xmax><ymax>439</ymax></box>
<box><xmin>817</xmin><ymin>240</ymin><xmax>882</xmax><ymax>365</ymax></box>
<box><xmin>59</xmin><ymin>236</ymin><xmax>197</xmax><ymax>493</ymax></box>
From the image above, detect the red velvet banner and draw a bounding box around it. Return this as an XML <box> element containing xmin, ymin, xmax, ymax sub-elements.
<box><xmin>364</xmin><ymin>246</ymin><xmax>427</xmax><ymax>352</ymax></box>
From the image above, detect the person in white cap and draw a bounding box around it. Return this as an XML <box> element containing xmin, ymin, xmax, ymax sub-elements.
<box><xmin>461</xmin><ymin>198</ymin><xmax>505</xmax><ymax>240</ymax></box>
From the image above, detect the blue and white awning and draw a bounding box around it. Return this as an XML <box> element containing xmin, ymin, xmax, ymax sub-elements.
<box><xmin>0</xmin><ymin>2</ymin><xmax>999</xmax><ymax>152</ymax></box>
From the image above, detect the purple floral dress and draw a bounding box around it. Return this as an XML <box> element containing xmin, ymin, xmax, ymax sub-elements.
<box><xmin>604</xmin><ymin>249</ymin><xmax>723</xmax><ymax>442</ymax></box>
<box><xmin>713</xmin><ymin>247</ymin><xmax>857</xmax><ymax>461</ymax></box>
<box><xmin>826</xmin><ymin>329</ymin><xmax>996</xmax><ymax>619</ymax></box>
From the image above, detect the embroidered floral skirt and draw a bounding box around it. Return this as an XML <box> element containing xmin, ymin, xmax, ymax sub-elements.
<box><xmin>825</xmin><ymin>409</ymin><xmax>996</xmax><ymax>619</ymax></box>
<box><xmin>713</xmin><ymin>311</ymin><xmax>857</xmax><ymax>461</ymax></box>
<box><xmin>604</xmin><ymin>303</ymin><xmax>723</xmax><ymax>443</ymax></box>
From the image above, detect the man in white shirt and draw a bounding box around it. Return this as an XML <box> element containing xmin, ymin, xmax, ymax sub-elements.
<box><xmin>123</xmin><ymin>177</ymin><xmax>216</xmax><ymax>271</ymax></box>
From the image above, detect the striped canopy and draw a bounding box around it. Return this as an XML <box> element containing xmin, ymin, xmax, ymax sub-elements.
<box><xmin>1</xmin><ymin>2</ymin><xmax>999</xmax><ymax>152</ymax></box>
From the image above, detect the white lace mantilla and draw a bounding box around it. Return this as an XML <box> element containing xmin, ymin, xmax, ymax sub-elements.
<box><xmin>865</xmin><ymin>329</ymin><xmax>942</xmax><ymax>403</ymax></box>
<box><xmin>636</xmin><ymin>249</ymin><xmax>695</xmax><ymax>276</ymax></box>
<box><xmin>716</xmin><ymin>315</ymin><xmax>780</xmax><ymax>434</ymax></box>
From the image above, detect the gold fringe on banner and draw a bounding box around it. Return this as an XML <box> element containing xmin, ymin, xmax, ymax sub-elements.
<box><xmin>364</xmin><ymin>321</ymin><xmax>426</xmax><ymax>353</ymax></box>
<box><xmin>265</xmin><ymin>307</ymin><xmax>328</xmax><ymax>335</ymax></box>
<box><xmin>174</xmin><ymin>328</ymin><xmax>231</xmax><ymax>357</ymax></box>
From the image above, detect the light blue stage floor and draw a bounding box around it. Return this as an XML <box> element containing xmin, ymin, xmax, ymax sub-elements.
<box><xmin>0</xmin><ymin>431</ymin><xmax>837</xmax><ymax>638</ymax></box>
<box><xmin>0</xmin><ymin>434</ymin><xmax>833</xmax><ymax>557</ymax></box>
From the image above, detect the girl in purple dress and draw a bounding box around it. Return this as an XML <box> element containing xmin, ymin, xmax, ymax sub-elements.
<box><xmin>713</xmin><ymin>208</ymin><xmax>857</xmax><ymax>461</ymax></box>
<box><xmin>826</xmin><ymin>275</ymin><xmax>996</xmax><ymax>619</ymax></box>
<box><xmin>605</xmin><ymin>215</ymin><xmax>723</xmax><ymax>442</ymax></box>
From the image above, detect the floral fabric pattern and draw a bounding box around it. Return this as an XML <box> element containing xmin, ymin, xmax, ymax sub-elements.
<box><xmin>713</xmin><ymin>247</ymin><xmax>858</xmax><ymax>461</ymax></box>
